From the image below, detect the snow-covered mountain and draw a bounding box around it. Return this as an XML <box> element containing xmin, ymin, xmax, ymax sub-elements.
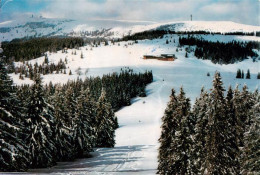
<box><xmin>1</xmin><ymin>16</ymin><xmax>260</xmax><ymax>42</ymax></box>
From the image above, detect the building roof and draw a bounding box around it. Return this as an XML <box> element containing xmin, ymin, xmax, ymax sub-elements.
<box><xmin>144</xmin><ymin>54</ymin><xmax>176</xmax><ymax>59</ymax></box>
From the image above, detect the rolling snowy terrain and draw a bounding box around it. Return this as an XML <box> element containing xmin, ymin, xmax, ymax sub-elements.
<box><xmin>1</xmin><ymin>16</ymin><xmax>260</xmax><ymax>42</ymax></box>
<box><xmin>4</xmin><ymin>33</ymin><xmax>259</xmax><ymax>174</ymax></box>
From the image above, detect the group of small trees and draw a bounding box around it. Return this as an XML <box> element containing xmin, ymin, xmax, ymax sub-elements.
<box><xmin>236</xmin><ymin>69</ymin><xmax>251</xmax><ymax>79</ymax></box>
<box><xmin>158</xmin><ymin>72</ymin><xmax>259</xmax><ymax>174</ymax></box>
<box><xmin>0</xmin><ymin>58</ymin><xmax>153</xmax><ymax>171</ymax></box>
<box><xmin>16</xmin><ymin>57</ymin><xmax>67</xmax><ymax>80</ymax></box>
<box><xmin>179</xmin><ymin>36</ymin><xmax>258</xmax><ymax>64</ymax></box>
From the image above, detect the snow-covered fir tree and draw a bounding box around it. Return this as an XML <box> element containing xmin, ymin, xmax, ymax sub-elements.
<box><xmin>204</xmin><ymin>72</ymin><xmax>236</xmax><ymax>174</ymax></box>
<box><xmin>232</xmin><ymin>85</ymin><xmax>255</xmax><ymax>147</ymax></box>
<box><xmin>0</xmin><ymin>59</ymin><xmax>29</xmax><ymax>171</ymax></box>
<box><xmin>51</xmin><ymin>85</ymin><xmax>74</xmax><ymax>161</ymax></box>
<box><xmin>225</xmin><ymin>86</ymin><xmax>240</xmax><ymax>174</ymax></box>
<box><xmin>95</xmin><ymin>89</ymin><xmax>116</xmax><ymax>147</ymax></box>
<box><xmin>232</xmin><ymin>86</ymin><xmax>244</xmax><ymax>147</ymax></box>
<box><xmin>25</xmin><ymin>74</ymin><xmax>56</xmax><ymax>168</ymax></box>
<box><xmin>158</xmin><ymin>89</ymin><xmax>178</xmax><ymax>175</ymax></box>
<box><xmin>168</xmin><ymin>87</ymin><xmax>194</xmax><ymax>175</ymax></box>
<box><xmin>241</xmin><ymin>95</ymin><xmax>260</xmax><ymax>174</ymax></box>
<box><xmin>192</xmin><ymin>87</ymin><xmax>209</xmax><ymax>174</ymax></box>
<box><xmin>64</xmin><ymin>86</ymin><xmax>77</xmax><ymax>128</ymax></box>
<box><xmin>106</xmin><ymin>98</ymin><xmax>119</xmax><ymax>130</ymax></box>
<box><xmin>74</xmin><ymin>88</ymin><xmax>96</xmax><ymax>157</ymax></box>
<box><xmin>240</xmin><ymin>85</ymin><xmax>255</xmax><ymax>128</ymax></box>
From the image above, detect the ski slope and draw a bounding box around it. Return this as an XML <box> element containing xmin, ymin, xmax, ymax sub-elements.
<box><xmin>5</xmin><ymin>34</ymin><xmax>260</xmax><ymax>175</ymax></box>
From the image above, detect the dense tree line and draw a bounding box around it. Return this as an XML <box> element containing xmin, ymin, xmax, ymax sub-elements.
<box><xmin>179</xmin><ymin>36</ymin><xmax>259</xmax><ymax>64</ymax></box>
<box><xmin>121</xmin><ymin>30</ymin><xmax>214</xmax><ymax>41</ymax></box>
<box><xmin>121</xmin><ymin>30</ymin><xmax>258</xmax><ymax>41</ymax></box>
<box><xmin>0</xmin><ymin>58</ymin><xmax>153</xmax><ymax>171</ymax></box>
<box><xmin>122</xmin><ymin>30</ymin><xmax>172</xmax><ymax>41</ymax></box>
<box><xmin>158</xmin><ymin>72</ymin><xmax>259</xmax><ymax>174</ymax></box>
<box><xmin>224</xmin><ymin>32</ymin><xmax>257</xmax><ymax>36</ymax></box>
<box><xmin>1</xmin><ymin>37</ymin><xmax>84</xmax><ymax>63</ymax></box>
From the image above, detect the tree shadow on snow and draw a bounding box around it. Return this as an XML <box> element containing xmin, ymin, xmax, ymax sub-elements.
<box><xmin>28</xmin><ymin>145</ymin><xmax>151</xmax><ymax>173</ymax></box>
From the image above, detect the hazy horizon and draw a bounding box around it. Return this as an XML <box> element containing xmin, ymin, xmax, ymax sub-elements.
<box><xmin>0</xmin><ymin>0</ymin><xmax>259</xmax><ymax>26</ymax></box>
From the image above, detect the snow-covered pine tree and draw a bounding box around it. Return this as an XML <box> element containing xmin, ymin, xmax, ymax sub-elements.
<box><xmin>192</xmin><ymin>87</ymin><xmax>209</xmax><ymax>174</ymax></box>
<box><xmin>168</xmin><ymin>87</ymin><xmax>194</xmax><ymax>175</ymax></box>
<box><xmin>241</xmin><ymin>93</ymin><xmax>260</xmax><ymax>174</ymax></box>
<box><xmin>0</xmin><ymin>59</ymin><xmax>29</xmax><ymax>171</ymax></box>
<box><xmin>158</xmin><ymin>89</ymin><xmax>178</xmax><ymax>175</ymax></box>
<box><xmin>64</xmin><ymin>86</ymin><xmax>77</xmax><ymax>128</ymax></box>
<box><xmin>26</xmin><ymin>74</ymin><xmax>56</xmax><ymax>168</ymax></box>
<box><xmin>232</xmin><ymin>86</ymin><xmax>244</xmax><ymax>147</ymax></box>
<box><xmin>74</xmin><ymin>88</ymin><xmax>96</xmax><ymax>157</ymax></box>
<box><xmin>225</xmin><ymin>86</ymin><xmax>240</xmax><ymax>174</ymax></box>
<box><xmin>95</xmin><ymin>89</ymin><xmax>115</xmax><ymax>147</ymax></box>
<box><xmin>62</xmin><ymin>85</ymin><xmax>78</xmax><ymax>159</ymax></box>
<box><xmin>107</xmin><ymin>99</ymin><xmax>119</xmax><ymax>130</ymax></box>
<box><xmin>204</xmin><ymin>72</ymin><xmax>236</xmax><ymax>174</ymax></box>
<box><xmin>232</xmin><ymin>85</ymin><xmax>256</xmax><ymax>147</ymax></box>
<box><xmin>52</xmin><ymin>85</ymin><xmax>74</xmax><ymax>161</ymax></box>
<box><xmin>240</xmin><ymin>85</ymin><xmax>256</xmax><ymax>127</ymax></box>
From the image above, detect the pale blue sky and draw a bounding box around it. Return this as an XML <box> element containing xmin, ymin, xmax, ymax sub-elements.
<box><xmin>1</xmin><ymin>0</ymin><xmax>259</xmax><ymax>25</ymax></box>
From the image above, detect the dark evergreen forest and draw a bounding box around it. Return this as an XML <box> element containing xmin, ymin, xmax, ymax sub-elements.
<box><xmin>121</xmin><ymin>30</ymin><xmax>258</xmax><ymax>41</ymax></box>
<box><xmin>158</xmin><ymin>72</ymin><xmax>259</xmax><ymax>175</ymax></box>
<box><xmin>179</xmin><ymin>36</ymin><xmax>259</xmax><ymax>64</ymax></box>
<box><xmin>0</xmin><ymin>58</ymin><xmax>153</xmax><ymax>171</ymax></box>
<box><xmin>1</xmin><ymin>37</ymin><xmax>85</xmax><ymax>63</ymax></box>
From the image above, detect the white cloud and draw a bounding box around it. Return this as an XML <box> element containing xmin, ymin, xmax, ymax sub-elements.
<box><xmin>31</xmin><ymin>0</ymin><xmax>260</xmax><ymax>25</ymax></box>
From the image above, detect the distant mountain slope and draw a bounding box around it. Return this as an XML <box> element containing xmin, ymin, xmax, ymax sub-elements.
<box><xmin>111</xmin><ymin>21</ymin><xmax>260</xmax><ymax>38</ymax></box>
<box><xmin>1</xmin><ymin>17</ymin><xmax>259</xmax><ymax>42</ymax></box>
<box><xmin>0</xmin><ymin>17</ymin><xmax>74</xmax><ymax>41</ymax></box>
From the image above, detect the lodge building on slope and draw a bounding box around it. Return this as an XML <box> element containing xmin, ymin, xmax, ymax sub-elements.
<box><xmin>143</xmin><ymin>54</ymin><xmax>176</xmax><ymax>61</ymax></box>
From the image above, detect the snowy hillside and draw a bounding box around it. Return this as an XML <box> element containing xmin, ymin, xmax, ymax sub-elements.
<box><xmin>10</xmin><ymin>34</ymin><xmax>260</xmax><ymax>86</ymax></box>
<box><xmin>1</xmin><ymin>16</ymin><xmax>260</xmax><ymax>42</ymax></box>
<box><xmin>6</xmin><ymin>34</ymin><xmax>259</xmax><ymax>175</ymax></box>
<box><xmin>0</xmin><ymin>17</ymin><xmax>74</xmax><ymax>41</ymax></box>
<box><xmin>110</xmin><ymin>21</ymin><xmax>260</xmax><ymax>38</ymax></box>
<box><xmin>5</xmin><ymin>32</ymin><xmax>259</xmax><ymax>174</ymax></box>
